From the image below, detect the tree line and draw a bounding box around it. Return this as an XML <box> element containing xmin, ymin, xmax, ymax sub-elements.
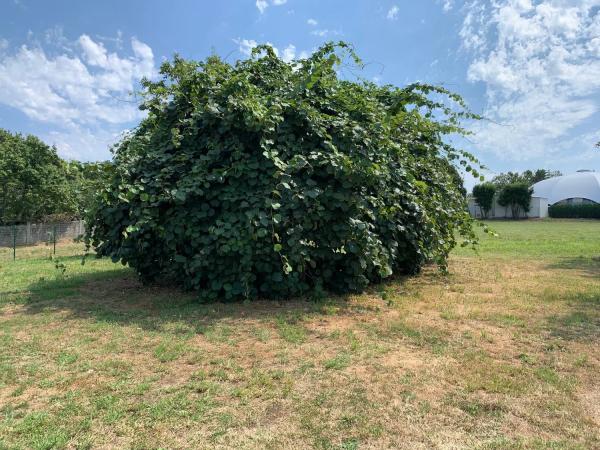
<box><xmin>0</xmin><ymin>128</ymin><xmax>112</xmax><ymax>225</ymax></box>
<box><xmin>472</xmin><ymin>169</ymin><xmax>561</xmax><ymax>219</ymax></box>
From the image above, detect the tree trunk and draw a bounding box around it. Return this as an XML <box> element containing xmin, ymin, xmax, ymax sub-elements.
<box><xmin>511</xmin><ymin>204</ymin><xmax>521</xmax><ymax>219</ymax></box>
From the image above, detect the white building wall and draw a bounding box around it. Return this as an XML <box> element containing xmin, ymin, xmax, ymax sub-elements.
<box><xmin>468</xmin><ymin>197</ymin><xmax>548</xmax><ymax>219</ymax></box>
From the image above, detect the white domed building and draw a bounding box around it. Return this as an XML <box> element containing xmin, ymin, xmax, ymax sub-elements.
<box><xmin>532</xmin><ymin>171</ymin><xmax>600</xmax><ymax>205</ymax></box>
<box><xmin>468</xmin><ymin>170</ymin><xmax>599</xmax><ymax>219</ymax></box>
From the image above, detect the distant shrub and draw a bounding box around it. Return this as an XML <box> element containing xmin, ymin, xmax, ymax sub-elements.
<box><xmin>549</xmin><ymin>203</ymin><xmax>600</xmax><ymax>219</ymax></box>
<box><xmin>472</xmin><ymin>183</ymin><xmax>496</xmax><ymax>218</ymax></box>
<box><xmin>497</xmin><ymin>183</ymin><xmax>532</xmax><ymax>219</ymax></box>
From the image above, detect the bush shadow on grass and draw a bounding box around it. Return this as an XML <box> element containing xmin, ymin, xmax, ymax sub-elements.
<box><xmin>546</xmin><ymin>290</ymin><xmax>600</xmax><ymax>341</ymax></box>
<box><xmin>542</xmin><ymin>257</ymin><xmax>600</xmax><ymax>340</ymax></box>
<box><xmin>16</xmin><ymin>263</ymin><xmax>370</xmax><ymax>334</ymax></box>
<box><xmin>545</xmin><ymin>256</ymin><xmax>600</xmax><ymax>279</ymax></box>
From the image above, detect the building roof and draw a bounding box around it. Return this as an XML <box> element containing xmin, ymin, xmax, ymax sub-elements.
<box><xmin>532</xmin><ymin>171</ymin><xmax>600</xmax><ymax>205</ymax></box>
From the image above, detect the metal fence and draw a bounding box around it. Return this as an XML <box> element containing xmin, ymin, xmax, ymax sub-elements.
<box><xmin>0</xmin><ymin>220</ymin><xmax>85</xmax><ymax>256</ymax></box>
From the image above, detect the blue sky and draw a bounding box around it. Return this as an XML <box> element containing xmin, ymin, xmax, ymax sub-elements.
<box><xmin>0</xmin><ymin>0</ymin><xmax>598</xmax><ymax>188</ymax></box>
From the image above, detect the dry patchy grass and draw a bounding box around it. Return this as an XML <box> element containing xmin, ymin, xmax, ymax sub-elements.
<box><xmin>0</xmin><ymin>220</ymin><xmax>599</xmax><ymax>449</ymax></box>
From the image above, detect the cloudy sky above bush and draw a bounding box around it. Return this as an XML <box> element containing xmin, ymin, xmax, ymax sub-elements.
<box><xmin>0</xmin><ymin>0</ymin><xmax>598</xmax><ymax>180</ymax></box>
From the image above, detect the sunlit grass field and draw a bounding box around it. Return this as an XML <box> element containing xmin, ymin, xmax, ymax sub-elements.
<box><xmin>0</xmin><ymin>219</ymin><xmax>599</xmax><ymax>449</ymax></box>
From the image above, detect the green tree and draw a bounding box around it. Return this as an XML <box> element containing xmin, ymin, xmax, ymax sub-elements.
<box><xmin>86</xmin><ymin>42</ymin><xmax>482</xmax><ymax>301</ymax></box>
<box><xmin>472</xmin><ymin>183</ymin><xmax>496</xmax><ymax>218</ymax></box>
<box><xmin>492</xmin><ymin>169</ymin><xmax>561</xmax><ymax>188</ymax></box>
<box><xmin>497</xmin><ymin>183</ymin><xmax>533</xmax><ymax>219</ymax></box>
<box><xmin>64</xmin><ymin>161</ymin><xmax>113</xmax><ymax>216</ymax></box>
<box><xmin>0</xmin><ymin>129</ymin><xmax>76</xmax><ymax>224</ymax></box>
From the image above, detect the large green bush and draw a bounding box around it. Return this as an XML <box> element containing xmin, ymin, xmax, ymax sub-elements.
<box><xmin>549</xmin><ymin>203</ymin><xmax>600</xmax><ymax>219</ymax></box>
<box><xmin>85</xmin><ymin>43</ymin><xmax>481</xmax><ymax>301</ymax></box>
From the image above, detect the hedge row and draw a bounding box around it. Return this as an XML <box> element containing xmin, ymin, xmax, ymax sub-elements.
<box><xmin>549</xmin><ymin>203</ymin><xmax>600</xmax><ymax>219</ymax></box>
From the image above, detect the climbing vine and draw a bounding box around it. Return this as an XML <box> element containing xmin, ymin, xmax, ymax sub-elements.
<box><xmin>86</xmin><ymin>42</ymin><xmax>481</xmax><ymax>301</ymax></box>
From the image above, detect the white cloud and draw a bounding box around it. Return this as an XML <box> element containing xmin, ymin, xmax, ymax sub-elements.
<box><xmin>459</xmin><ymin>2</ymin><xmax>490</xmax><ymax>53</ymax></box>
<box><xmin>235</xmin><ymin>38</ymin><xmax>262</xmax><ymax>56</ymax></box>
<box><xmin>233</xmin><ymin>39</ymin><xmax>284</xmax><ymax>60</ymax></box>
<box><xmin>234</xmin><ymin>38</ymin><xmax>307</xmax><ymax>62</ymax></box>
<box><xmin>307</xmin><ymin>18</ymin><xmax>318</xmax><ymax>26</ymax></box>
<box><xmin>256</xmin><ymin>0</ymin><xmax>287</xmax><ymax>14</ymax></box>
<box><xmin>387</xmin><ymin>5</ymin><xmax>399</xmax><ymax>20</ymax></box>
<box><xmin>0</xmin><ymin>33</ymin><xmax>156</xmax><ymax>159</ymax></box>
<box><xmin>256</xmin><ymin>0</ymin><xmax>268</xmax><ymax>14</ymax></box>
<box><xmin>96</xmin><ymin>30</ymin><xmax>124</xmax><ymax>50</ymax></box>
<box><xmin>461</xmin><ymin>0</ymin><xmax>600</xmax><ymax>161</ymax></box>
<box><xmin>79</xmin><ymin>34</ymin><xmax>109</xmax><ymax>67</ymax></box>
<box><xmin>43</xmin><ymin>26</ymin><xmax>71</xmax><ymax>48</ymax></box>
<box><xmin>282</xmin><ymin>44</ymin><xmax>296</xmax><ymax>62</ymax></box>
<box><xmin>310</xmin><ymin>29</ymin><xmax>342</xmax><ymax>37</ymax></box>
<box><xmin>43</xmin><ymin>126</ymin><xmax>125</xmax><ymax>161</ymax></box>
<box><xmin>442</xmin><ymin>0</ymin><xmax>454</xmax><ymax>12</ymax></box>
<box><xmin>239</xmin><ymin>39</ymin><xmax>257</xmax><ymax>56</ymax></box>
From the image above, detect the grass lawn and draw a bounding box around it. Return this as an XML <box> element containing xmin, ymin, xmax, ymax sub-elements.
<box><xmin>0</xmin><ymin>219</ymin><xmax>599</xmax><ymax>449</ymax></box>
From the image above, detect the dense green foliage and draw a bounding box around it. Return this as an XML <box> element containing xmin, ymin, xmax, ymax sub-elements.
<box><xmin>86</xmin><ymin>43</ymin><xmax>481</xmax><ymax>301</ymax></box>
<box><xmin>549</xmin><ymin>203</ymin><xmax>600</xmax><ymax>219</ymax></box>
<box><xmin>491</xmin><ymin>169</ymin><xmax>561</xmax><ymax>188</ymax></box>
<box><xmin>472</xmin><ymin>183</ymin><xmax>496</xmax><ymax>218</ymax></box>
<box><xmin>497</xmin><ymin>183</ymin><xmax>532</xmax><ymax>219</ymax></box>
<box><xmin>64</xmin><ymin>161</ymin><xmax>114</xmax><ymax>217</ymax></box>
<box><xmin>0</xmin><ymin>128</ymin><xmax>112</xmax><ymax>225</ymax></box>
<box><xmin>0</xmin><ymin>129</ymin><xmax>76</xmax><ymax>224</ymax></box>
